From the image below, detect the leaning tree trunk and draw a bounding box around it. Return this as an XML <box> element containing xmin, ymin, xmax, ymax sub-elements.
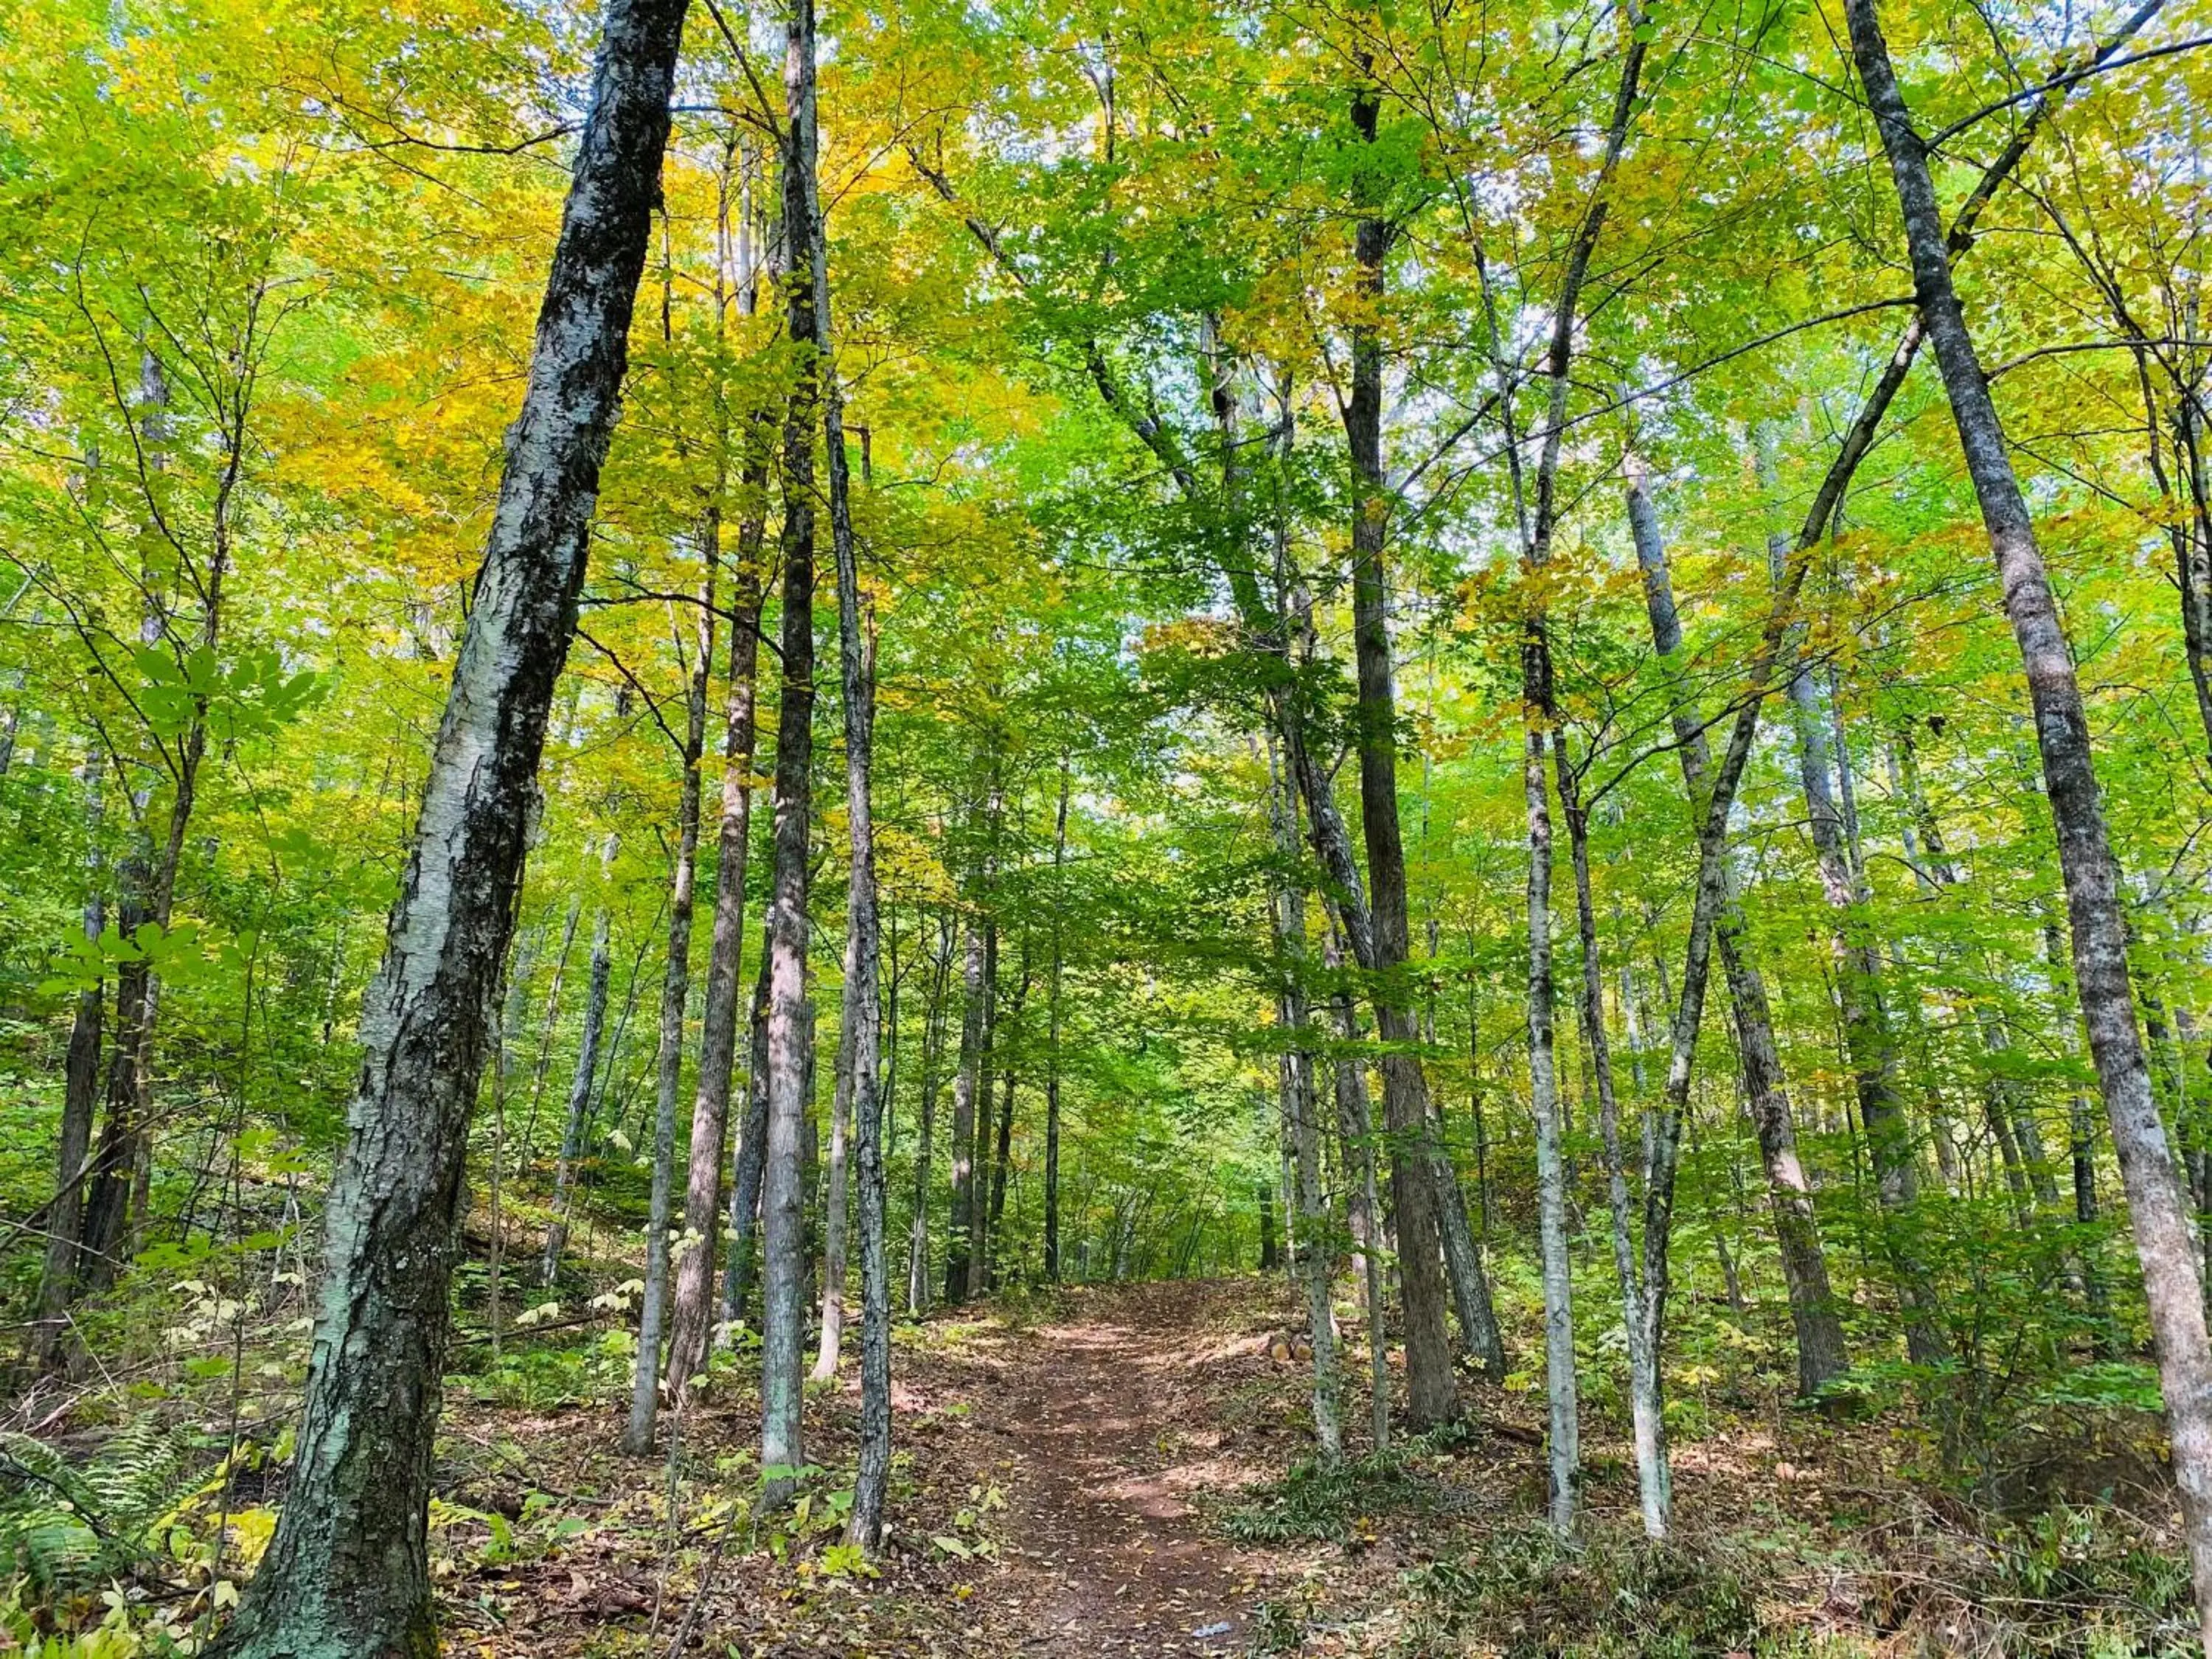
<box><xmin>211</xmin><ymin>0</ymin><xmax>687</xmax><ymax>1646</ymax></box>
<box><xmin>758</xmin><ymin>0</ymin><xmax>824</xmax><ymax>1512</ymax></box>
<box><xmin>1627</xmin><ymin>467</ymin><xmax>1846</xmax><ymax>1398</ymax></box>
<box><xmin>1845</xmin><ymin>1</ymin><xmax>2212</xmax><ymax>1643</ymax></box>
<box><xmin>625</xmin><ymin>544</ymin><xmax>715</xmax><ymax>1454</ymax></box>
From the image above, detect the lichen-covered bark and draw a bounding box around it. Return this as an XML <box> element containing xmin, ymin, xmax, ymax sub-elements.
<box><xmin>1844</xmin><ymin>1</ymin><xmax>2212</xmax><ymax>1642</ymax></box>
<box><xmin>211</xmin><ymin>0</ymin><xmax>688</xmax><ymax>1645</ymax></box>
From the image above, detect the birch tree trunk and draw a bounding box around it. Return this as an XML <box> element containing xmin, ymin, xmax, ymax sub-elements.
<box><xmin>211</xmin><ymin>0</ymin><xmax>686</xmax><ymax>1643</ymax></box>
<box><xmin>1844</xmin><ymin>3</ymin><xmax>2212</xmax><ymax>1641</ymax></box>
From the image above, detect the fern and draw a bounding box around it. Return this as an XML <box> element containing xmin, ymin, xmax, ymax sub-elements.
<box><xmin>0</xmin><ymin>1420</ymin><xmax>218</xmax><ymax>1591</ymax></box>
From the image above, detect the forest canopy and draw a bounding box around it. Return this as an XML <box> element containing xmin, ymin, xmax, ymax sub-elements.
<box><xmin>4</xmin><ymin>0</ymin><xmax>2212</xmax><ymax>1651</ymax></box>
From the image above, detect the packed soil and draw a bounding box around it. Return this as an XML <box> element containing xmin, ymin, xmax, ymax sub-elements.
<box><xmin>431</xmin><ymin>1276</ymin><xmax>1343</xmax><ymax>1656</ymax></box>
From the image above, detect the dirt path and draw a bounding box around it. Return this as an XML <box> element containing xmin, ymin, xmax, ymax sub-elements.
<box><xmin>975</xmin><ymin>1281</ymin><xmax>1298</xmax><ymax>1655</ymax></box>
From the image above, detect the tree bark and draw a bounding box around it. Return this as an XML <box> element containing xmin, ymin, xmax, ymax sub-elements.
<box><xmin>1324</xmin><ymin>920</ymin><xmax>1391</xmax><ymax>1451</ymax></box>
<box><xmin>1770</xmin><ymin>527</ymin><xmax>1944</xmax><ymax>1366</ymax></box>
<box><xmin>212</xmin><ymin>0</ymin><xmax>686</xmax><ymax>1643</ymax></box>
<box><xmin>827</xmin><ymin>352</ymin><xmax>891</xmax><ymax>1545</ymax></box>
<box><xmin>1262</xmin><ymin>728</ymin><xmax>1343</xmax><ymax>1462</ymax></box>
<box><xmin>1044</xmin><ymin>765</ymin><xmax>1069</xmax><ymax>1283</ymax></box>
<box><xmin>1845</xmin><ymin>2</ymin><xmax>2212</xmax><ymax>1641</ymax></box>
<box><xmin>722</xmin><ymin>950</ymin><xmax>771</xmax><ymax>1327</ymax></box>
<box><xmin>759</xmin><ymin>0</ymin><xmax>823</xmax><ymax>1509</ymax></box>
<box><xmin>1343</xmin><ymin>72</ymin><xmax>1456</xmax><ymax>1433</ymax></box>
<box><xmin>945</xmin><ymin>899</ymin><xmax>992</xmax><ymax>1304</ymax></box>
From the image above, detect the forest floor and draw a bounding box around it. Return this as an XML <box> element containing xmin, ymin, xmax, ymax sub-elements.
<box><xmin>21</xmin><ymin>1271</ymin><xmax>2199</xmax><ymax>1655</ymax></box>
<box><xmin>409</xmin><ymin>1273</ymin><xmax>2197</xmax><ymax>1657</ymax></box>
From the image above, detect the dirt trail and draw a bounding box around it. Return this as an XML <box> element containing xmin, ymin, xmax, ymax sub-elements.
<box><xmin>975</xmin><ymin>1281</ymin><xmax>1297</xmax><ymax>1655</ymax></box>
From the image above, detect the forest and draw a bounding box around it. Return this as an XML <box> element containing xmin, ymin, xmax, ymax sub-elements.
<box><xmin>4</xmin><ymin>0</ymin><xmax>2212</xmax><ymax>1650</ymax></box>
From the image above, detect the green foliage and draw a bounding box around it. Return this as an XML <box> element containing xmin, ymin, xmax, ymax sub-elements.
<box><xmin>0</xmin><ymin>1421</ymin><xmax>215</xmax><ymax>1591</ymax></box>
<box><xmin>1398</xmin><ymin>1526</ymin><xmax>1759</xmax><ymax>1659</ymax></box>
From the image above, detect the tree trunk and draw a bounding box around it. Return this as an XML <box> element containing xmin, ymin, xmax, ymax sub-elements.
<box><xmin>543</xmin><ymin>835</ymin><xmax>618</xmax><ymax>1285</ymax></box>
<box><xmin>986</xmin><ymin>1058</ymin><xmax>1016</xmax><ymax>1287</ymax></box>
<box><xmin>759</xmin><ymin>0</ymin><xmax>824</xmax><ymax>1510</ymax></box>
<box><xmin>1343</xmin><ymin>73</ymin><xmax>1456</xmax><ymax>1433</ymax></box>
<box><xmin>907</xmin><ymin>911</ymin><xmax>951</xmax><ymax>1313</ymax></box>
<box><xmin>211</xmin><ymin>0</ymin><xmax>686</xmax><ymax>1644</ymax></box>
<box><xmin>1044</xmin><ymin>765</ymin><xmax>1069</xmax><ymax>1283</ymax></box>
<box><xmin>945</xmin><ymin>902</ymin><xmax>992</xmax><ymax>1304</ymax></box>
<box><xmin>722</xmin><ymin>950</ymin><xmax>771</xmax><ymax>1327</ymax></box>
<box><xmin>35</xmin><ymin>757</ymin><xmax>104</xmax><ymax>1371</ymax></box>
<box><xmin>666</xmin><ymin>176</ymin><xmax>773</xmax><ymax>1385</ymax></box>
<box><xmin>1626</xmin><ymin>467</ymin><xmax>1846</xmax><ymax>1398</ymax></box>
<box><xmin>1845</xmin><ymin>2</ymin><xmax>2212</xmax><ymax>1641</ymax></box>
<box><xmin>1324</xmin><ymin>922</ymin><xmax>1390</xmax><ymax>1452</ymax></box>
<box><xmin>1262</xmin><ymin>728</ymin><xmax>1343</xmax><ymax>1461</ymax></box>
<box><xmin>1770</xmin><ymin>528</ymin><xmax>1944</xmax><ymax>1366</ymax></box>
<box><xmin>625</xmin><ymin>546</ymin><xmax>715</xmax><ymax>1454</ymax></box>
<box><xmin>827</xmin><ymin>344</ymin><xmax>891</xmax><ymax>1545</ymax></box>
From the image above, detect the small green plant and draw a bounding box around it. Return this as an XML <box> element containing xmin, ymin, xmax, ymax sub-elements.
<box><xmin>1400</xmin><ymin>1524</ymin><xmax>1759</xmax><ymax>1658</ymax></box>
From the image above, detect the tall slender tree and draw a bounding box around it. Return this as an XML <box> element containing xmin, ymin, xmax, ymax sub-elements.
<box><xmin>209</xmin><ymin>0</ymin><xmax>691</xmax><ymax>1643</ymax></box>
